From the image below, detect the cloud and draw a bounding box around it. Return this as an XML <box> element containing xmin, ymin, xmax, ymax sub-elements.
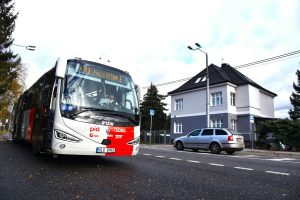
<box><xmin>12</xmin><ymin>0</ymin><xmax>300</xmax><ymax>119</ymax></box>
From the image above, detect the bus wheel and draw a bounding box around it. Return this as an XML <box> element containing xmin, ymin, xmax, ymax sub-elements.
<box><xmin>12</xmin><ymin>136</ymin><xmax>19</xmax><ymax>144</ymax></box>
<box><xmin>32</xmin><ymin>139</ymin><xmax>41</xmax><ymax>156</ymax></box>
<box><xmin>12</xmin><ymin>131</ymin><xmax>19</xmax><ymax>143</ymax></box>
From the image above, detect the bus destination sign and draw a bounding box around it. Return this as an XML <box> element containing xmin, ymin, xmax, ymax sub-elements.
<box><xmin>79</xmin><ymin>65</ymin><xmax>125</xmax><ymax>84</ymax></box>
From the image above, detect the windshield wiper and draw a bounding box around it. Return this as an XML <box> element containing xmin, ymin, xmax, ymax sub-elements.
<box><xmin>71</xmin><ymin>107</ymin><xmax>113</xmax><ymax>118</ymax></box>
<box><xmin>71</xmin><ymin>107</ymin><xmax>138</xmax><ymax>124</ymax></box>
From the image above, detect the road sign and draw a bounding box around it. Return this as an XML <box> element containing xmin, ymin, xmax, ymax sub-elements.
<box><xmin>250</xmin><ymin>115</ymin><xmax>254</xmax><ymax>123</ymax></box>
<box><xmin>149</xmin><ymin>109</ymin><xmax>155</xmax><ymax>144</ymax></box>
<box><xmin>150</xmin><ymin>109</ymin><xmax>155</xmax><ymax>116</ymax></box>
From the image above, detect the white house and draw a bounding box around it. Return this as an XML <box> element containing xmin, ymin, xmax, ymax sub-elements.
<box><xmin>168</xmin><ymin>63</ymin><xmax>277</xmax><ymax>145</ymax></box>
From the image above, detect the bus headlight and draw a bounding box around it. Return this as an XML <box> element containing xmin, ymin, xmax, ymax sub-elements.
<box><xmin>55</xmin><ymin>130</ymin><xmax>81</xmax><ymax>142</ymax></box>
<box><xmin>127</xmin><ymin>137</ymin><xmax>140</xmax><ymax>145</ymax></box>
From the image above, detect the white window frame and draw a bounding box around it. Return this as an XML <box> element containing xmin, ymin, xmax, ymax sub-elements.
<box><xmin>174</xmin><ymin>122</ymin><xmax>183</xmax><ymax>134</ymax></box>
<box><xmin>231</xmin><ymin>119</ymin><xmax>237</xmax><ymax>130</ymax></box>
<box><xmin>174</xmin><ymin>99</ymin><xmax>183</xmax><ymax>111</ymax></box>
<box><xmin>211</xmin><ymin>92</ymin><xmax>222</xmax><ymax>106</ymax></box>
<box><xmin>230</xmin><ymin>92</ymin><xmax>236</xmax><ymax>106</ymax></box>
<box><xmin>211</xmin><ymin>119</ymin><xmax>223</xmax><ymax>128</ymax></box>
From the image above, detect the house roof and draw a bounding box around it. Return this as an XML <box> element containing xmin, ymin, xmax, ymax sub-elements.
<box><xmin>168</xmin><ymin>63</ymin><xmax>277</xmax><ymax>97</ymax></box>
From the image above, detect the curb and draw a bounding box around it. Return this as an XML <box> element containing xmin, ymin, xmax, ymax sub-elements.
<box><xmin>141</xmin><ymin>144</ymin><xmax>300</xmax><ymax>159</ymax></box>
<box><xmin>243</xmin><ymin>149</ymin><xmax>300</xmax><ymax>159</ymax></box>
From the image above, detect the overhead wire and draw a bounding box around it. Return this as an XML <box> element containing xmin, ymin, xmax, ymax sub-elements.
<box><xmin>142</xmin><ymin>49</ymin><xmax>300</xmax><ymax>89</ymax></box>
<box><xmin>234</xmin><ymin>50</ymin><xmax>300</xmax><ymax>69</ymax></box>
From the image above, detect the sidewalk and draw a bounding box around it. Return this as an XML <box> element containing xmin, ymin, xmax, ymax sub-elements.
<box><xmin>141</xmin><ymin>144</ymin><xmax>300</xmax><ymax>159</ymax></box>
<box><xmin>0</xmin><ymin>132</ymin><xmax>11</xmax><ymax>141</ymax></box>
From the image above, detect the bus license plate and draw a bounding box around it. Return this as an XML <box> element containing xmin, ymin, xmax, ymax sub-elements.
<box><xmin>96</xmin><ymin>147</ymin><xmax>115</xmax><ymax>153</ymax></box>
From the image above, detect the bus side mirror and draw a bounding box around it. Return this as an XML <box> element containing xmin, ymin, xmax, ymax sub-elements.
<box><xmin>135</xmin><ymin>84</ymin><xmax>142</xmax><ymax>102</ymax></box>
<box><xmin>55</xmin><ymin>57</ymin><xmax>67</xmax><ymax>79</ymax></box>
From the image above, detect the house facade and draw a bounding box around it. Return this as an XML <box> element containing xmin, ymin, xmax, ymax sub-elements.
<box><xmin>168</xmin><ymin>63</ymin><xmax>277</xmax><ymax>145</ymax></box>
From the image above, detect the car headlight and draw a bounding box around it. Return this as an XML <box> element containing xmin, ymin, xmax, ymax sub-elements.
<box><xmin>55</xmin><ymin>130</ymin><xmax>82</xmax><ymax>142</ymax></box>
<box><xmin>127</xmin><ymin>137</ymin><xmax>140</xmax><ymax>145</ymax></box>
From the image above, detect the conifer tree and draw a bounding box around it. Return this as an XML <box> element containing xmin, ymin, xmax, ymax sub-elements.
<box><xmin>0</xmin><ymin>0</ymin><xmax>21</xmax><ymax>99</ymax></box>
<box><xmin>140</xmin><ymin>83</ymin><xmax>168</xmax><ymax>131</ymax></box>
<box><xmin>289</xmin><ymin>69</ymin><xmax>300</xmax><ymax>120</ymax></box>
<box><xmin>0</xmin><ymin>0</ymin><xmax>24</xmax><ymax>127</ymax></box>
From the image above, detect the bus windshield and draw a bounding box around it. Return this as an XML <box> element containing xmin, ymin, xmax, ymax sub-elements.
<box><xmin>60</xmin><ymin>60</ymin><xmax>139</xmax><ymax>119</ymax></box>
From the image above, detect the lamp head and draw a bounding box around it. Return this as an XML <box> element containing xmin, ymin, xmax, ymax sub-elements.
<box><xmin>195</xmin><ymin>43</ymin><xmax>201</xmax><ymax>48</ymax></box>
<box><xmin>187</xmin><ymin>46</ymin><xmax>193</xmax><ymax>50</ymax></box>
<box><xmin>26</xmin><ymin>46</ymin><xmax>36</xmax><ymax>51</ymax></box>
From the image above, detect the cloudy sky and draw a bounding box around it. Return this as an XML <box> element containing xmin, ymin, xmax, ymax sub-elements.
<box><xmin>11</xmin><ymin>0</ymin><xmax>300</xmax><ymax>118</ymax></box>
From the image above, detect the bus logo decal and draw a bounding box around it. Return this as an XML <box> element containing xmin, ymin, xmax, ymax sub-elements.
<box><xmin>115</xmin><ymin>128</ymin><xmax>126</xmax><ymax>133</ymax></box>
<box><xmin>90</xmin><ymin>127</ymin><xmax>100</xmax><ymax>132</ymax></box>
<box><xmin>102</xmin><ymin>121</ymin><xmax>114</xmax><ymax>126</ymax></box>
<box><xmin>90</xmin><ymin>126</ymin><xmax>100</xmax><ymax>138</ymax></box>
<box><xmin>115</xmin><ymin>135</ymin><xmax>123</xmax><ymax>139</ymax></box>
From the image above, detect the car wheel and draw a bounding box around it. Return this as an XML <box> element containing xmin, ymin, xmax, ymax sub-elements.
<box><xmin>192</xmin><ymin>149</ymin><xmax>198</xmax><ymax>152</ymax></box>
<box><xmin>225</xmin><ymin>150</ymin><xmax>236</xmax><ymax>155</ymax></box>
<box><xmin>176</xmin><ymin>141</ymin><xmax>184</xmax><ymax>151</ymax></box>
<box><xmin>209</xmin><ymin>142</ymin><xmax>221</xmax><ymax>154</ymax></box>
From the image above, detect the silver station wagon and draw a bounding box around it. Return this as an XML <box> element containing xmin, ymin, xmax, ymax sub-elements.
<box><xmin>173</xmin><ymin>128</ymin><xmax>245</xmax><ymax>154</ymax></box>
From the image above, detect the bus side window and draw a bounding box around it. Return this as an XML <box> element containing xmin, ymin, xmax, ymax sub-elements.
<box><xmin>26</xmin><ymin>93</ymin><xmax>33</xmax><ymax>110</ymax></box>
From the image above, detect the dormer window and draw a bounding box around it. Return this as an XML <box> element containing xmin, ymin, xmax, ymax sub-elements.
<box><xmin>195</xmin><ymin>77</ymin><xmax>206</xmax><ymax>84</ymax></box>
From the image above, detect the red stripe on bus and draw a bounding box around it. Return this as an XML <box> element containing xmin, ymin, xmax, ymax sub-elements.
<box><xmin>26</xmin><ymin>107</ymin><xmax>36</xmax><ymax>143</ymax></box>
<box><xmin>106</xmin><ymin>127</ymin><xmax>134</xmax><ymax>156</ymax></box>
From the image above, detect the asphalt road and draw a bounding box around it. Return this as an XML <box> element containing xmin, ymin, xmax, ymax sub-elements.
<box><xmin>0</xmin><ymin>141</ymin><xmax>299</xmax><ymax>200</ymax></box>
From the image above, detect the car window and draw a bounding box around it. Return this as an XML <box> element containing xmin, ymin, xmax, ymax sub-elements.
<box><xmin>201</xmin><ymin>129</ymin><xmax>214</xmax><ymax>136</ymax></box>
<box><xmin>227</xmin><ymin>129</ymin><xmax>241</xmax><ymax>135</ymax></box>
<box><xmin>189</xmin><ymin>129</ymin><xmax>201</xmax><ymax>136</ymax></box>
<box><xmin>215</xmin><ymin>129</ymin><xmax>228</xmax><ymax>135</ymax></box>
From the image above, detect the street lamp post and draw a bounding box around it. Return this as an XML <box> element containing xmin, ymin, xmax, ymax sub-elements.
<box><xmin>188</xmin><ymin>43</ymin><xmax>210</xmax><ymax>128</ymax></box>
<box><xmin>12</xmin><ymin>44</ymin><xmax>36</xmax><ymax>51</ymax></box>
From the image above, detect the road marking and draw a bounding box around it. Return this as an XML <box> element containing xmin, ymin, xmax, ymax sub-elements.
<box><xmin>169</xmin><ymin>158</ymin><xmax>182</xmax><ymax>161</ymax></box>
<box><xmin>239</xmin><ymin>155</ymin><xmax>257</xmax><ymax>157</ymax></box>
<box><xmin>265</xmin><ymin>171</ymin><xmax>290</xmax><ymax>176</ymax></box>
<box><xmin>234</xmin><ymin>167</ymin><xmax>253</xmax><ymax>171</ymax></box>
<box><xmin>265</xmin><ymin>158</ymin><xmax>296</xmax><ymax>161</ymax></box>
<box><xmin>142</xmin><ymin>153</ymin><xmax>295</xmax><ymax>176</ymax></box>
<box><xmin>155</xmin><ymin>155</ymin><xmax>165</xmax><ymax>158</ymax></box>
<box><xmin>209</xmin><ymin>163</ymin><xmax>224</xmax><ymax>167</ymax></box>
<box><xmin>186</xmin><ymin>160</ymin><xmax>200</xmax><ymax>163</ymax></box>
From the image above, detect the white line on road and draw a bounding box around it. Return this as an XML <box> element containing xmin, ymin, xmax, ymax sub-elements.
<box><xmin>234</xmin><ymin>167</ymin><xmax>254</xmax><ymax>171</ymax></box>
<box><xmin>239</xmin><ymin>155</ymin><xmax>256</xmax><ymax>157</ymax></box>
<box><xmin>155</xmin><ymin>155</ymin><xmax>165</xmax><ymax>158</ymax></box>
<box><xmin>265</xmin><ymin>171</ymin><xmax>290</xmax><ymax>176</ymax></box>
<box><xmin>143</xmin><ymin>154</ymin><xmax>152</xmax><ymax>156</ymax></box>
<box><xmin>169</xmin><ymin>158</ymin><xmax>182</xmax><ymax>161</ymax></box>
<box><xmin>186</xmin><ymin>160</ymin><xmax>200</xmax><ymax>163</ymax></box>
<box><xmin>209</xmin><ymin>163</ymin><xmax>224</xmax><ymax>167</ymax></box>
<box><xmin>265</xmin><ymin>158</ymin><xmax>296</xmax><ymax>161</ymax></box>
